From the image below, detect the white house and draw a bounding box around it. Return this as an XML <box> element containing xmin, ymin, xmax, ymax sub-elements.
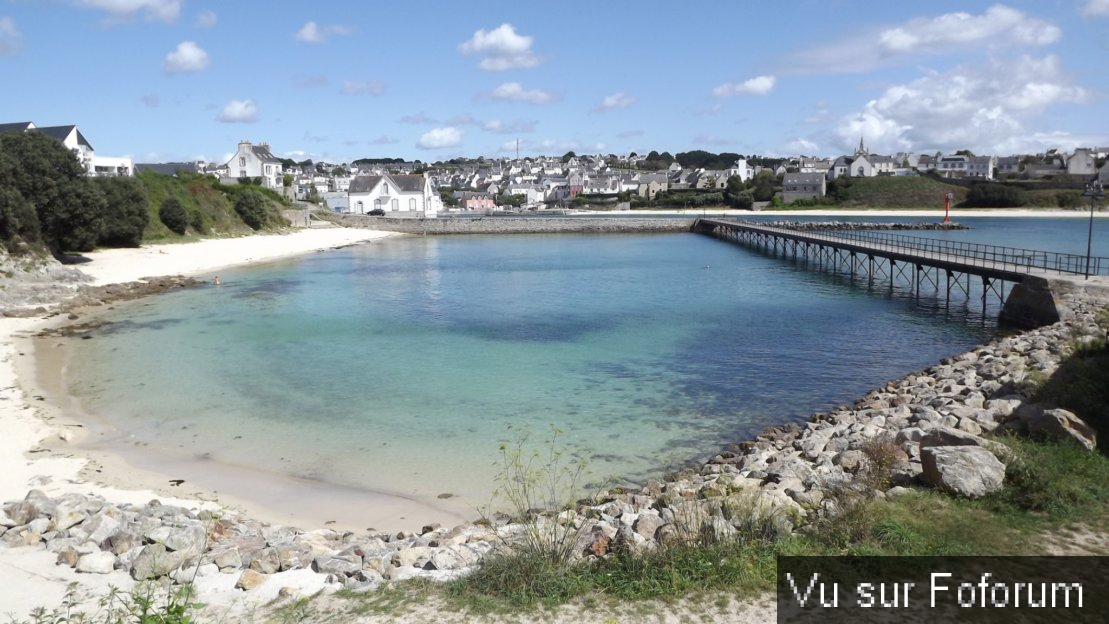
<box><xmin>348</xmin><ymin>173</ymin><xmax>440</xmax><ymax>218</ymax></box>
<box><xmin>224</xmin><ymin>140</ymin><xmax>284</xmax><ymax>189</ymax></box>
<box><xmin>0</xmin><ymin>121</ymin><xmax>135</xmax><ymax>177</ymax></box>
<box><xmin>1067</xmin><ymin>148</ymin><xmax>1096</xmax><ymax>176</ymax></box>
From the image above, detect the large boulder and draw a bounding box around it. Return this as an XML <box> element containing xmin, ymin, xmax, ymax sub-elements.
<box><xmin>921</xmin><ymin>446</ymin><xmax>1005</xmax><ymax>499</ymax></box>
<box><xmin>130</xmin><ymin>544</ymin><xmax>189</xmax><ymax>581</ymax></box>
<box><xmin>1026</xmin><ymin>408</ymin><xmax>1097</xmax><ymax>452</ymax></box>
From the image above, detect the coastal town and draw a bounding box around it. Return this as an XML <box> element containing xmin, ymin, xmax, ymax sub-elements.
<box><xmin>3</xmin><ymin>121</ymin><xmax>1108</xmax><ymax>218</ymax></box>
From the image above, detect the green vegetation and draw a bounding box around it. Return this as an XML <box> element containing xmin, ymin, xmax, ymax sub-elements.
<box><xmin>0</xmin><ymin>131</ymin><xmax>290</xmax><ymax>256</ymax></box>
<box><xmin>158</xmin><ymin>196</ymin><xmax>188</xmax><ymax>235</ymax></box>
<box><xmin>965</xmin><ymin>182</ymin><xmax>1027</xmax><ymax>207</ymax></box>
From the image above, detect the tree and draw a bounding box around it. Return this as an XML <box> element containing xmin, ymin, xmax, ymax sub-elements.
<box><xmin>282</xmin><ymin>174</ymin><xmax>293</xmax><ymax>188</ymax></box>
<box><xmin>0</xmin><ymin>131</ymin><xmax>103</xmax><ymax>254</ymax></box>
<box><xmin>234</xmin><ymin>189</ymin><xmax>270</xmax><ymax>230</ymax></box>
<box><xmin>561</xmin><ymin>151</ymin><xmax>577</xmax><ymax>163</ymax></box>
<box><xmin>955</xmin><ymin>149</ymin><xmax>976</xmax><ymax>157</ymax></box>
<box><xmin>0</xmin><ymin>186</ymin><xmax>40</xmax><ymax>247</ymax></box>
<box><xmin>751</xmin><ymin>171</ymin><xmax>777</xmax><ymax>202</ymax></box>
<box><xmin>965</xmin><ymin>183</ymin><xmax>1026</xmax><ymax>208</ymax></box>
<box><xmin>92</xmin><ymin>176</ymin><xmax>148</xmax><ymax>247</ymax></box>
<box><xmin>159</xmin><ymin>196</ymin><xmax>188</xmax><ymax>235</ymax></box>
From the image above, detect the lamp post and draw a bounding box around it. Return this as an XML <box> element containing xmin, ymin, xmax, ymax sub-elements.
<box><xmin>1083</xmin><ymin>180</ymin><xmax>1104</xmax><ymax>279</ymax></box>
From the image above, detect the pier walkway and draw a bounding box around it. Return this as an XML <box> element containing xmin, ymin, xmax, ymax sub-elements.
<box><xmin>692</xmin><ymin>219</ymin><xmax>1109</xmax><ymax>327</ymax></box>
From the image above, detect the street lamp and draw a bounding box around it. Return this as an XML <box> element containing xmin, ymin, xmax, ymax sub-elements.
<box><xmin>1082</xmin><ymin>180</ymin><xmax>1104</xmax><ymax>279</ymax></box>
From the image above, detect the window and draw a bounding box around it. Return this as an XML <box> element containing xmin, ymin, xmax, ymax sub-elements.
<box><xmin>410</xmin><ymin>198</ymin><xmax>417</xmax><ymax>211</ymax></box>
<box><xmin>239</xmin><ymin>157</ymin><xmax>246</xmax><ymax>166</ymax></box>
<box><xmin>381</xmin><ymin>184</ymin><xmax>389</xmax><ymax>195</ymax></box>
<box><xmin>391</xmin><ymin>199</ymin><xmax>399</xmax><ymax>211</ymax></box>
<box><xmin>265</xmin><ymin>165</ymin><xmax>271</xmax><ymax>174</ymax></box>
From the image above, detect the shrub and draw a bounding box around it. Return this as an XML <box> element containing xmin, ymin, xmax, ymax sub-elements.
<box><xmin>234</xmin><ymin>189</ymin><xmax>269</xmax><ymax>230</ymax></box>
<box><xmin>0</xmin><ymin>186</ymin><xmax>40</xmax><ymax>247</ymax></box>
<box><xmin>94</xmin><ymin>176</ymin><xmax>149</xmax><ymax>247</ymax></box>
<box><xmin>159</xmin><ymin>197</ymin><xmax>188</xmax><ymax>235</ymax></box>
<box><xmin>964</xmin><ymin>183</ymin><xmax>1026</xmax><ymax>208</ymax></box>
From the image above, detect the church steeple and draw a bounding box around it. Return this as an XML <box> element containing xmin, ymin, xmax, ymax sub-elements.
<box><xmin>855</xmin><ymin>136</ymin><xmax>868</xmax><ymax>157</ymax></box>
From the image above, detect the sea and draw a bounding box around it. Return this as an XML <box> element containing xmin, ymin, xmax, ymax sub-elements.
<box><xmin>60</xmin><ymin>216</ymin><xmax>1109</xmax><ymax>511</ymax></box>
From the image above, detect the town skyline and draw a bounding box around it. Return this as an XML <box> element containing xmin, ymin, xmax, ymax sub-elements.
<box><xmin>1</xmin><ymin>1</ymin><xmax>1107</xmax><ymax>165</ymax></box>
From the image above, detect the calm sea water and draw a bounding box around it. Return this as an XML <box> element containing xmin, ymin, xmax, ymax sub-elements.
<box><xmin>63</xmin><ymin>217</ymin><xmax>1105</xmax><ymax>508</ymax></box>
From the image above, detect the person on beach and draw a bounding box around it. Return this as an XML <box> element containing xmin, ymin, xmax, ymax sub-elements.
<box><xmin>214</xmin><ymin>275</ymin><xmax>221</xmax><ymax>286</ymax></box>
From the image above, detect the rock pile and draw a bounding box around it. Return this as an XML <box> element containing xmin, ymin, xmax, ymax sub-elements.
<box><xmin>2</xmin><ymin>293</ymin><xmax>1105</xmax><ymax>595</ymax></box>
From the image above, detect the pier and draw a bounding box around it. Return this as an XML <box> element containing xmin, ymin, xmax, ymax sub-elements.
<box><xmin>692</xmin><ymin>219</ymin><xmax>1109</xmax><ymax>328</ymax></box>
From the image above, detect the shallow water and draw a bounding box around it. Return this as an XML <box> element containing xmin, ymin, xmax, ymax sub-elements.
<box><xmin>66</xmin><ymin>220</ymin><xmax>1092</xmax><ymax>510</ymax></box>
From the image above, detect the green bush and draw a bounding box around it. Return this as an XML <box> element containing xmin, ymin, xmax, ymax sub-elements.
<box><xmin>0</xmin><ymin>186</ymin><xmax>40</xmax><ymax>246</ymax></box>
<box><xmin>964</xmin><ymin>183</ymin><xmax>1026</xmax><ymax>207</ymax></box>
<box><xmin>159</xmin><ymin>196</ymin><xmax>188</xmax><ymax>235</ymax></box>
<box><xmin>93</xmin><ymin>176</ymin><xmax>149</xmax><ymax>247</ymax></box>
<box><xmin>234</xmin><ymin>188</ymin><xmax>270</xmax><ymax>230</ymax></box>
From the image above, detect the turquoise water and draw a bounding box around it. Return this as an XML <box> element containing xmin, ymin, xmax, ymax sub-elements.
<box><xmin>65</xmin><ymin>224</ymin><xmax>1062</xmax><ymax>509</ymax></box>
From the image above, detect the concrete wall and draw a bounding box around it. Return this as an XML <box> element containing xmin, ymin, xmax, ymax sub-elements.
<box><xmin>333</xmin><ymin>215</ymin><xmax>696</xmax><ymax>235</ymax></box>
<box><xmin>1000</xmin><ymin>275</ymin><xmax>1109</xmax><ymax>329</ymax></box>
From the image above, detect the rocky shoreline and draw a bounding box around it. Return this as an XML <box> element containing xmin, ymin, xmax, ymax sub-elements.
<box><xmin>3</xmin><ymin>286</ymin><xmax>1106</xmax><ymax>596</ymax></box>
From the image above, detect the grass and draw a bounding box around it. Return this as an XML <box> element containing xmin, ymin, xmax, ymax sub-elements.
<box><xmin>136</xmin><ymin>171</ymin><xmax>290</xmax><ymax>243</ymax></box>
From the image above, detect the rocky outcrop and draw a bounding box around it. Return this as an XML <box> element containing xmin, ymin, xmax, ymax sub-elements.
<box><xmin>921</xmin><ymin>446</ymin><xmax>1006</xmax><ymax>498</ymax></box>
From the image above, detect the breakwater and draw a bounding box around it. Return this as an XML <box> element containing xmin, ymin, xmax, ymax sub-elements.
<box><xmin>753</xmin><ymin>220</ymin><xmax>968</xmax><ymax>231</ymax></box>
<box><xmin>333</xmin><ymin>215</ymin><xmax>696</xmax><ymax>234</ymax></box>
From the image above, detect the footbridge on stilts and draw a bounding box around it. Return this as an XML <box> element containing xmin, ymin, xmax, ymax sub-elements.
<box><xmin>691</xmin><ymin>219</ymin><xmax>1109</xmax><ymax>327</ymax></box>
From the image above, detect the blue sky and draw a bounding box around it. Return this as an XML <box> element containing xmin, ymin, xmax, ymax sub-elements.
<box><xmin>1</xmin><ymin>1</ymin><xmax>1107</xmax><ymax>164</ymax></box>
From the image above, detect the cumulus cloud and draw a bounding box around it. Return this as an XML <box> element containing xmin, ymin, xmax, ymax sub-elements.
<box><xmin>489</xmin><ymin>82</ymin><xmax>555</xmax><ymax>104</ymax></box>
<box><xmin>596</xmin><ymin>93</ymin><xmax>635</xmax><ymax>112</ymax></box>
<box><xmin>417</xmin><ymin>127</ymin><xmax>462</xmax><ymax>150</ymax></box>
<box><xmin>294</xmin><ymin>21</ymin><xmax>353</xmax><ymax>43</ymax></box>
<box><xmin>788</xmin><ymin>5</ymin><xmax>1060</xmax><ymax>73</ymax></box>
<box><xmin>784</xmin><ymin>138</ymin><xmax>821</xmax><ymax>154</ymax></box>
<box><xmin>712</xmin><ymin>75</ymin><xmax>776</xmax><ymax>97</ymax></box>
<box><xmin>74</xmin><ymin>0</ymin><xmax>180</xmax><ymax>22</ymax></box>
<box><xmin>218</xmin><ymin>99</ymin><xmax>258</xmax><ymax>123</ymax></box>
<box><xmin>163</xmin><ymin>41</ymin><xmax>210</xmax><ymax>74</ymax></box>
<box><xmin>459</xmin><ymin>23</ymin><xmax>538</xmax><ymax>70</ymax></box>
<box><xmin>0</xmin><ymin>17</ymin><xmax>21</xmax><ymax>55</ymax></box>
<box><xmin>834</xmin><ymin>55</ymin><xmax>1088</xmax><ymax>154</ymax></box>
<box><xmin>195</xmin><ymin>9</ymin><xmax>217</xmax><ymax>28</ymax></box>
<box><xmin>1083</xmin><ymin>0</ymin><xmax>1109</xmax><ymax>17</ymax></box>
<box><xmin>340</xmin><ymin>80</ymin><xmax>385</xmax><ymax>96</ymax></box>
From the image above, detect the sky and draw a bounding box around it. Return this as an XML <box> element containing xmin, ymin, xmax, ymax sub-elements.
<box><xmin>0</xmin><ymin>1</ymin><xmax>1107</xmax><ymax>165</ymax></box>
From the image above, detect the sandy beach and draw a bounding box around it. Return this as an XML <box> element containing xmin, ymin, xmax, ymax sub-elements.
<box><xmin>0</xmin><ymin>227</ymin><xmax>415</xmax><ymax>618</ymax></box>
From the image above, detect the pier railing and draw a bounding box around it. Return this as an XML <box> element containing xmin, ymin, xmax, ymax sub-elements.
<box><xmin>736</xmin><ymin>221</ymin><xmax>1109</xmax><ymax>277</ymax></box>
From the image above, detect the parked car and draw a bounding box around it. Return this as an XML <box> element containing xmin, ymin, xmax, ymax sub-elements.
<box><xmin>368</xmin><ymin>208</ymin><xmax>385</xmax><ymax>216</ymax></box>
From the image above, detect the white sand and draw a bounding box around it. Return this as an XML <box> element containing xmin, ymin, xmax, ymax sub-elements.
<box><xmin>0</xmin><ymin>228</ymin><xmax>400</xmax><ymax>619</ymax></box>
<box><xmin>76</xmin><ymin>228</ymin><xmax>397</xmax><ymax>286</ymax></box>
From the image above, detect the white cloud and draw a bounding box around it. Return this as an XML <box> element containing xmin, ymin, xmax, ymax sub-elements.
<box><xmin>163</xmin><ymin>41</ymin><xmax>209</xmax><ymax>74</ymax></box>
<box><xmin>490</xmin><ymin>82</ymin><xmax>555</xmax><ymax>104</ymax></box>
<box><xmin>340</xmin><ymin>80</ymin><xmax>385</xmax><ymax>96</ymax></box>
<box><xmin>0</xmin><ymin>17</ymin><xmax>21</xmax><ymax>55</ymax></box>
<box><xmin>482</xmin><ymin>118</ymin><xmax>537</xmax><ymax>134</ymax></box>
<box><xmin>195</xmin><ymin>9</ymin><xmax>217</xmax><ymax>28</ymax></box>
<box><xmin>713</xmin><ymin>75</ymin><xmax>776</xmax><ymax>97</ymax></box>
<box><xmin>789</xmin><ymin>5</ymin><xmax>1060</xmax><ymax>73</ymax></box>
<box><xmin>1083</xmin><ymin>0</ymin><xmax>1109</xmax><ymax>17</ymax></box>
<box><xmin>218</xmin><ymin>99</ymin><xmax>258</xmax><ymax>123</ymax></box>
<box><xmin>596</xmin><ymin>93</ymin><xmax>635</xmax><ymax>112</ymax></box>
<box><xmin>74</xmin><ymin>0</ymin><xmax>180</xmax><ymax>22</ymax></box>
<box><xmin>459</xmin><ymin>23</ymin><xmax>538</xmax><ymax>71</ymax></box>
<box><xmin>417</xmin><ymin>127</ymin><xmax>462</xmax><ymax>150</ymax></box>
<box><xmin>784</xmin><ymin>138</ymin><xmax>821</xmax><ymax>154</ymax></box>
<box><xmin>294</xmin><ymin>21</ymin><xmax>353</xmax><ymax>44</ymax></box>
<box><xmin>399</xmin><ymin>113</ymin><xmax>436</xmax><ymax>124</ymax></box>
<box><xmin>835</xmin><ymin>55</ymin><xmax>1088</xmax><ymax>154</ymax></box>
